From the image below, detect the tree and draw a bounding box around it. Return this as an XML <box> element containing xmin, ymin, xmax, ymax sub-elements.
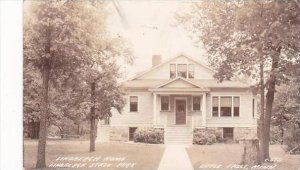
<box><xmin>272</xmin><ymin>78</ymin><xmax>300</xmax><ymax>144</ymax></box>
<box><xmin>24</xmin><ymin>0</ymin><xmax>113</xmax><ymax>168</ymax></box>
<box><xmin>178</xmin><ymin>0</ymin><xmax>300</xmax><ymax>160</ymax></box>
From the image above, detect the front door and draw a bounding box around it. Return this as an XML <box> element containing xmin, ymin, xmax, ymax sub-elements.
<box><xmin>175</xmin><ymin>100</ymin><xmax>186</xmax><ymax>124</ymax></box>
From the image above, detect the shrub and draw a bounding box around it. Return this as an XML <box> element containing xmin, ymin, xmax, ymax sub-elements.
<box><xmin>284</xmin><ymin>126</ymin><xmax>300</xmax><ymax>154</ymax></box>
<box><xmin>193</xmin><ymin>129</ymin><xmax>216</xmax><ymax>145</ymax></box>
<box><xmin>133</xmin><ymin>128</ymin><xmax>164</xmax><ymax>144</ymax></box>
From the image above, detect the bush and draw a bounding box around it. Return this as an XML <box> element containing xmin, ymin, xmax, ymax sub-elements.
<box><xmin>133</xmin><ymin>128</ymin><xmax>164</xmax><ymax>144</ymax></box>
<box><xmin>284</xmin><ymin>126</ymin><xmax>300</xmax><ymax>154</ymax></box>
<box><xmin>193</xmin><ymin>129</ymin><xmax>216</xmax><ymax>145</ymax></box>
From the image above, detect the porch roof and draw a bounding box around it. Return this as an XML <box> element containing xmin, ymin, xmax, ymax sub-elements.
<box><xmin>122</xmin><ymin>78</ymin><xmax>250</xmax><ymax>89</ymax></box>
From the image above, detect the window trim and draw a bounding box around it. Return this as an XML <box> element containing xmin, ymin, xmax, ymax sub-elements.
<box><xmin>160</xmin><ymin>95</ymin><xmax>170</xmax><ymax>111</ymax></box>
<box><xmin>177</xmin><ymin>64</ymin><xmax>188</xmax><ymax>78</ymax></box>
<box><xmin>192</xmin><ymin>95</ymin><xmax>201</xmax><ymax>111</ymax></box>
<box><xmin>170</xmin><ymin>64</ymin><xmax>176</xmax><ymax>79</ymax></box>
<box><xmin>211</xmin><ymin>95</ymin><xmax>241</xmax><ymax>117</ymax></box>
<box><xmin>129</xmin><ymin>96</ymin><xmax>138</xmax><ymax>113</ymax></box>
<box><xmin>188</xmin><ymin>64</ymin><xmax>195</xmax><ymax>79</ymax></box>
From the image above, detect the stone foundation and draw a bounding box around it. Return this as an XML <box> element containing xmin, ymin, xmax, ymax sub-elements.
<box><xmin>97</xmin><ymin>126</ymin><xmax>155</xmax><ymax>142</ymax></box>
<box><xmin>97</xmin><ymin>126</ymin><xmax>257</xmax><ymax>143</ymax></box>
<box><xmin>193</xmin><ymin>127</ymin><xmax>257</xmax><ymax>141</ymax></box>
<box><xmin>109</xmin><ymin>127</ymin><xmax>129</xmax><ymax>142</ymax></box>
<box><xmin>234</xmin><ymin>127</ymin><xmax>257</xmax><ymax>140</ymax></box>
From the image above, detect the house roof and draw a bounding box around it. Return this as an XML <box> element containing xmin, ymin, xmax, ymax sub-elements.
<box><xmin>122</xmin><ymin>79</ymin><xmax>250</xmax><ymax>89</ymax></box>
<box><xmin>122</xmin><ymin>53</ymin><xmax>250</xmax><ymax>90</ymax></box>
<box><xmin>128</xmin><ymin>53</ymin><xmax>216</xmax><ymax>81</ymax></box>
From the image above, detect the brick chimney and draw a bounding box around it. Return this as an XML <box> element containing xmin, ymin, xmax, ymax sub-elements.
<box><xmin>152</xmin><ymin>55</ymin><xmax>161</xmax><ymax>67</ymax></box>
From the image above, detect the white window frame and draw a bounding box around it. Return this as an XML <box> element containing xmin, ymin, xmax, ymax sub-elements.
<box><xmin>192</xmin><ymin>95</ymin><xmax>201</xmax><ymax>111</ymax></box>
<box><xmin>160</xmin><ymin>95</ymin><xmax>170</xmax><ymax>111</ymax></box>
<box><xmin>170</xmin><ymin>64</ymin><xmax>176</xmax><ymax>79</ymax></box>
<box><xmin>129</xmin><ymin>96</ymin><xmax>138</xmax><ymax>113</ymax></box>
<box><xmin>211</xmin><ymin>95</ymin><xmax>241</xmax><ymax>117</ymax></box>
<box><xmin>188</xmin><ymin>64</ymin><xmax>195</xmax><ymax>79</ymax></box>
<box><xmin>177</xmin><ymin>64</ymin><xmax>188</xmax><ymax>78</ymax></box>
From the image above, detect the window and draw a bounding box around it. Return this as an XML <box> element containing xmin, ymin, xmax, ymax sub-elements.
<box><xmin>223</xmin><ymin>128</ymin><xmax>234</xmax><ymax>140</ymax></box>
<box><xmin>177</xmin><ymin>64</ymin><xmax>187</xmax><ymax>78</ymax></box>
<box><xmin>212</xmin><ymin>96</ymin><xmax>240</xmax><ymax>117</ymax></box>
<box><xmin>193</xmin><ymin>96</ymin><xmax>201</xmax><ymax>111</ymax></box>
<box><xmin>220</xmin><ymin>97</ymin><xmax>232</xmax><ymax>117</ymax></box>
<box><xmin>212</xmin><ymin>96</ymin><xmax>219</xmax><ymax>117</ymax></box>
<box><xmin>170</xmin><ymin>64</ymin><xmax>176</xmax><ymax>78</ymax></box>
<box><xmin>161</xmin><ymin>96</ymin><xmax>170</xmax><ymax>111</ymax></box>
<box><xmin>188</xmin><ymin>64</ymin><xmax>194</xmax><ymax>79</ymax></box>
<box><xmin>129</xmin><ymin>127</ymin><xmax>137</xmax><ymax>141</ymax></box>
<box><xmin>130</xmin><ymin>96</ymin><xmax>138</xmax><ymax>112</ymax></box>
<box><xmin>234</xmin><ymin>97</ymin><xmax>240</xmax><ymax>117</ymax></box>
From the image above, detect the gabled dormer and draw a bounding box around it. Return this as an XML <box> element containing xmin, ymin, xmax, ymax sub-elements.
<box><xmin>130</xmin><ymin>53</ymin><xmax>215</xmax><ymax>80</ymax></box>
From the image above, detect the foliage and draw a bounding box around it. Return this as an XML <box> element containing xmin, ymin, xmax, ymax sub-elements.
<box><xmin>271</xmin><ymin>79</ymin><xmax>300</xmax><ymax>145</ymax></box>
<box><xmin>133</xmin><ymin>128</ymin><xmax>164</xmax><ymax>144</ymax></box>
<box><xmin>24</xmin><ymin>0</ymin><xmax>133</xmax><ymax>167</ymax></box>
<box><xmin>178</xmin><ymin>0</ymin><xmax>300</xmax><ymax>158</ymax></box>
<box><xmin>193</xmin><ymin>129</ymin><xmax>216</xmax><ymax>145</ymax></box>
<box><xmin>178</xmin><ymin>0</ymin><xmax>300</xmax><ymax>82</ymax></box>
<box><xmin>283</xmin><ymin>125</ymin><xmax>300</xmax><ymax>154</ymax></box>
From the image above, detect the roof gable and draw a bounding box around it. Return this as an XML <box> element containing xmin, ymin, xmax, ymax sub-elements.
<box><xmin>156</xmin><ymin>77</ymin><xmax>202</xmax><ymax>89</ymax></box>
<box><xmin>129</xmin><ymin>53</ymin><xmax>215</xmax><ymax>80</ymax></box>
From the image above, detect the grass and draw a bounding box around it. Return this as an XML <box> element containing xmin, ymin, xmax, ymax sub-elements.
<box><xmin>186</xmin><ymin>143</ymin><xmax>300</xmax><ymax>170</ymax></box>
<box><xmin>24</xmin><ymin>139</ymin><xmax>165</xmax><ymax>170</ymax></box>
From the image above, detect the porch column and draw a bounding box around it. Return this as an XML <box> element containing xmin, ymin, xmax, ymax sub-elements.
<box><xmin>153</xmin><ymin>93</ymin><xmax>157</xmax><ymax>125</ymax></box>
<box><xmin>202</xmin><ymin>93</ymin><xmax>206</xmax><ymax>126</ymax></box>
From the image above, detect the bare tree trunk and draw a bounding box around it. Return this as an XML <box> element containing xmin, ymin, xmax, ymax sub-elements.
<box><xmin>36</xmin><ymin>58</ymin><xmax>50</xmax><ymax>168</ymax></box>
<box><xmin>90</xmin><ymin>81</ymin><xmax>96</xmax><ymax>152</ymax></box>
<box><xmin>263</xmin><ymin>53</ymin><xmax>279</xmax><ymax>160</ymax></box>
<box><xmin>259</xmin><ymin>62</ymin><xmax>266</xmax><ymax>161</ymax></box>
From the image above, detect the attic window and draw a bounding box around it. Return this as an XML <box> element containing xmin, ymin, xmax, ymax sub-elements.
<box><xmin>170</xmin><ymin>64</ymin><xmax>176</xmax><ymax>78</ymax></box>
<box><xmin>188</xmin><ymin>64</ymin><xmax>194</xmax><ymax>79</ymax></box>
<box><xmin>177</xmin><ymin>64</ymin><xmax>187</xmax><ymax>78</ymax></box>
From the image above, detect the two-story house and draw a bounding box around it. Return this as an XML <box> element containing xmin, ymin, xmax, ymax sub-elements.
<box><xmin>97</xmin><ymin>54</ymin><xmax>258</xmax><ymax>144</ymax></box>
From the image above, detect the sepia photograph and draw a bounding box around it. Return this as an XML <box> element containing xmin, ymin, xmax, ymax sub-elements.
<box><xmin>4</xmin><ymin>0</ymin><xmax>299</xmax><ymax>169</ymax></box>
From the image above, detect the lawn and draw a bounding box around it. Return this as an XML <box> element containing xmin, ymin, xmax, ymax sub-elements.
<box><xmin>24</xmin><ymin>139</ymin><xmax>165</xmax><ymax>170</ymax></box>
<box><xmin>186</xmin><ymin>144</ymin><xmax>300</xmax><ymax>170</ymax></box>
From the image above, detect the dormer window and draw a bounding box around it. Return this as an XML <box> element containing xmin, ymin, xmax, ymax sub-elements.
<box><xmin>170</xmin><ymin>64</ymin><xmax>176</xmax><ymax>78</ymax></box>
<box><xmin>177</xmin><ymin>64</ymin><xmax>187</xmax><ymax>78</ymax></box>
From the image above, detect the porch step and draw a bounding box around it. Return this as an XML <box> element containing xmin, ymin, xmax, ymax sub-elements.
<box><xmin>164</xmin><ymin>126</ymin><xmax>193</xmax><ymax>145</ymax></box>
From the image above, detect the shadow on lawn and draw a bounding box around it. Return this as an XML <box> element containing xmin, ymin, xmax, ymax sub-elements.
<box><xmin>24</xmin><ymin>139</ymin><xmax>165</xmax><ymax>170</ymax></box>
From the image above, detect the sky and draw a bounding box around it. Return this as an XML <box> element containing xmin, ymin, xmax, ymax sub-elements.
<box><xmin>106</xmin><ymin>1</ymin><xmax>207</xmax><ymax>78</ymax></box>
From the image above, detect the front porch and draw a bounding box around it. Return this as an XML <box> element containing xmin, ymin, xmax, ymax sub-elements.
<box><xmin>152</xmin><ymin>93</ymin><xmax>208</xmax><ymax>129</ymax></box>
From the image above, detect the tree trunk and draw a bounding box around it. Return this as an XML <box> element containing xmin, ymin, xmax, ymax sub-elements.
<box><xmin>259</xmin><ymin>62</ymin><xmax>266</xmax><ymax>161</ymax></box>
<box><xmin>241</xmin><ymin>139</ymin><xmax>261</xmax><ymax>165</ymax></box>
<box><xmin>36</xmin><ymin>58</ymin><xmax>50</xmax><ymax>168</ymax></box>
<box><xmin>89</xmin><ymin>81</ymin><xmax>96</xmax><ymax>152</ymax></box>
<box><xmin>263</xmin><ymin>53</ymin><xmax>279</xmax><ymax>160</ymax></box>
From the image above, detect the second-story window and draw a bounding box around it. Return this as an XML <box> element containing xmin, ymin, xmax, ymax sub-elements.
<box><xmin>170</xmin><ymin>64</ymin><xmax>176</xmax><ymax>78</ymax></box>
<box><xmin>188</xmin><ymin>64</ymin><xmax>194</xmax><ymax>79</ymax></box>
<box><xmin>177</xmin><ymin>64</ymin><xmax>187</xmax><ymax>78</ymax></box>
